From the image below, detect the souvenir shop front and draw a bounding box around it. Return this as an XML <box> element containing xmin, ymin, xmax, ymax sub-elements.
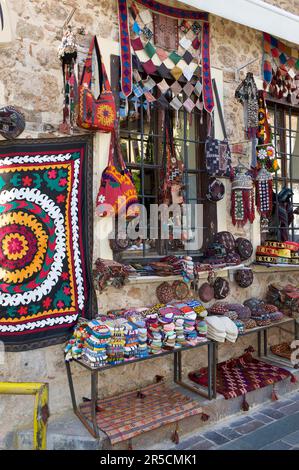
<box><xmin>1</xmin><ymin>0</ymin><xmax>299</xmax><ymax>450</ymax></box>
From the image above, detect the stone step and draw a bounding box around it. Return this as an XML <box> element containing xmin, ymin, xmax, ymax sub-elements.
<box><xmin>11</xmin><ymin>362</ymin><xmax>299</xmax><ymax>450</ymax></box>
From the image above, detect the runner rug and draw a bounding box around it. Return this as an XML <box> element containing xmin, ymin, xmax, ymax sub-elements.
<box><xmin>189</xmin><ymin>347</ymin><xmax>296</xmax><ymax>400</ymax></box>
<box><xmin>79</xmin><ymin>382</ymin><xmax>203</xmax><ymax>445</ymax></box>
<box><xmin>0</xmin><ymin>137</ymin><xmax>94</xmax><ymax>351</ymax></box>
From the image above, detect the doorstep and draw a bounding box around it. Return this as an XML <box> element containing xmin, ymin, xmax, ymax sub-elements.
<box><xmin>11</xmin><ymin>366</ymin><xmax>299</xmax><ymax>450</ymax></box>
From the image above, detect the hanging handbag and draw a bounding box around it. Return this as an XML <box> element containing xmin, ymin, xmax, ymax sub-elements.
<box><xmin>96</xmin><ymin>130</ymin><xmax>140</xmax><ymax>219</ymax></box>
<box><xmin>205</xmin><ymin>82</ymin><xmax>232</xmax><ymax>178</ymax></box>
<box><xmin>77</xmin><ymin>35</ymin><xmax>116</xmax><ymax>132</ymax></box>
<box><xmin>160</xmin><ymin>113</ymin><xmax>184</xmax><ymax>206</ymax></box>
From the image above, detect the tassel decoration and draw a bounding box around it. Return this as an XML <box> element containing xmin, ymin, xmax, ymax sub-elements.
<box><xmin>242</xmin><ymin>394</ymin><xmax>250</xmax><ymax>412</ymax></box>
<box><xmin>171</xmin><ymin>423</ymin><xmax>180</xmax><ymax>445</ymax></box>
<box><xmin>291</xmin><ymin>374</ymin><xmax>297</xmax><ymax>384</ymax></box>
<box><xmin>201</xmin><ymin>412</ymin><xmax>210</xmax><ymax>422</ymax></box>
<box><xmin>271</xmin><ymin>384</ymin><xmax>279</xmax><ymax>401</ymax></box>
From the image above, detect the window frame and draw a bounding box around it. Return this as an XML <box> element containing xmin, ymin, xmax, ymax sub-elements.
<box><xmin>265</xmin><ymin>96</ymin><xmax>299</xmax><ymax>242</ymax></box>
<box><xmin>110</xmin><ymin>54</ymin><xmax>218</xmax><ymax>262</ymax></box>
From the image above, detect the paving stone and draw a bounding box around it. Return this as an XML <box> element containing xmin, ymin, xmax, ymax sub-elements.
<box><xmin>230</xmin><ymin>416</ymin><xmax>254</xmax><ymax>428</ymax></box>
<box><xmin>218</xmin><ymin>412</ymin><xmax>299</xmax><ymax>450</ymax></box>
<box><xmin>270</xmin><ymin>399</ymin><xmax>295</xmax><ymax>410</ymax></box>
<box><xmin>216</xmin><ymin>426</ymin><xmax>241</xmax><ymax>440</ymax></box>
<box><xmin>174</xmin><ymin>435</ymin><xmax>208</xmax><ymax>451</ymax></box>
<box><xmin>281</xmin><ymin>430</ymin><xmax>299</xmax><ymax>445</ymax></box>
<box><xmin>189</xmin><ymin>439</ymin><xmax>215</xmax><ymax>450</ymax></box>
<box><xmin>261</xmin><ymin>440</ymin><xmax>292</xmax><ymax>450</ymax></box>
<box><xmin>202</xmin><ymin>431</ymin><xmax>230</xmax><ymax>445</ymax></box>
<box><xmin>259</xmin><ymin>408</ymin><xmax>285</xmax><ymax>420</ymax></box>
<box><xmin>234</xmin><ymin>420</ymin><xmax>264</xmax><ymax>435</ymax></box>
<box><xmin>252</xmin><ymin>413</ymin><xmax>274</xmax><ymax>424</ymax></box>
<box><xmin>280</xmin><ymin>401</ymin><xmax>299</xmax><ymax>416</ymax></box>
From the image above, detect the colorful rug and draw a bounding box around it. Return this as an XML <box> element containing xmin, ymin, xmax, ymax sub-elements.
<box><xmin>0</xmin><ymin>137</ymin><xmax>94</xmax><ymax>350</ymax></box>
<box><xmin>189</xmin><ymin>348</ymin><xmax>295</xmax><ymax>399</ymax></box>
<box><xmin>271</xmin><ymin>343</ymin><xmax>293</xmax><ymax>361</ymax></box>
<box><xmin>79</xmin><ymin>382</ymin><xmax>202</xmax><ymax>445</ymax></box>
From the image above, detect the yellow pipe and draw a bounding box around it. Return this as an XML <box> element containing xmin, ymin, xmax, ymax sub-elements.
<box><xmin>0</xmin><ymin>382</ymin><xmax>49</xmax><ymax>450</ymax></box>
<box><xmin>0</xmin><ymin>382</ymin><xmax>44</xmax><ymax>395</ymax></box>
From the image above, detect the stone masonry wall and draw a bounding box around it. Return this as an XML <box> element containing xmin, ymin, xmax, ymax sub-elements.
<box><xmin>0</xmin><ymin>0</ymin><xmax>298</xmax><ymax>446</ymax></box>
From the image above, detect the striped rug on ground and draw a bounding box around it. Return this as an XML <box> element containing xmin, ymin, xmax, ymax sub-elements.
<box><xmin>79</xmin><ymin>382</ymin><xmax>202</xmax><ymax>445</ymax></box>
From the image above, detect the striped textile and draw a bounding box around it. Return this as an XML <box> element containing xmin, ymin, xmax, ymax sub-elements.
<box><xmin>79</xmin><ymin>382</ymin><xmax>202</xmax><ymax>444</ymax></box>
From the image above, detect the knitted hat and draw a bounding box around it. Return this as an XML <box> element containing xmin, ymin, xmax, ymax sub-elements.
<box><xmin>235</xmin><ymin>237</ymin><xmax>253</xmax><ymax>261</ymax></box>
<box><xmin>215</xmin><ymin>231</ymin><xmax>236</xmax><ymax>253</ymax></box>
<box><xmin>214</xmin><ymin>277</ymin><xmax>230</xmax><ymax>299</ymax></box>
<box><xmin>198</xmin><ymin>282</ymin><xmax>214</xmax><ymax>303</ymax></box>
<box><xmin>234</xmin><ymin>269</ymin><xmax>254</xmax><ymax>288</ymax></box>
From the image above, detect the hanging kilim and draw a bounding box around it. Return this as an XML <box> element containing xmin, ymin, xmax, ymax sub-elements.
<box><xmin>118</xmin><ymin>0</ymin><xmax>133</xmax><ymax>97</ymax></box>
<box><xmin>263</xmin><ymin>32</ymin><xmax>299</xmax><ymax>105</ymax></box>
<box><xmin>231</xmin><ymin>167</ymin><xmax>255</xmax><ymax>227</ymax></box>
<box><xmin>256</xmin><ymin>90</ymin><xmax>279</xmax><ymax>173</ymax></box>
<box><xmin>117</xmin><ymin>0</ymin><xmax>214</xmax><ymax>116</ymax></box>
<box><xmin>0</xmin><ymin>137</ymin><xmax>94</xmax><ymax>351</ymax></box>
<box><xmin>256</xmin><ymin>167</ymin><xmax>273</xmax><ymax>219</ymax></box>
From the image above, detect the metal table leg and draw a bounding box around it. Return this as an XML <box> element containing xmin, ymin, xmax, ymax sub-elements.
<box><xmin>212</xmin><ymin>341</ymin><xmax>217</xmax><ymax>399</ymax></box>
<box><xmin>264</xmin><ymin>329</ymin><xmax>268</xmax><ymax>357</ymax></box>
<box><xmin>91</xmin><ymin>371</ymin><xmax>99</xmax><ymax>439</ymax></box>
<box><xmin>258</xmin><ymin>330</ymin><xmax>262</xmax><ymax>357</ymax></box>
<box><xmin>173</xmin><ymin>343</ymin><xmax>214</xmax><ymax>400</ymax></box>
<box><xmin>65</xmin><ymin>361</ymin><xmax>99</xmax><ymax>439</ymax></box>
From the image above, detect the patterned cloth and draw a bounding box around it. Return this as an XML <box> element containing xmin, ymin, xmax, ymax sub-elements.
<box><xmin>0</xmin><ymin>139</ymin><xmax>94</xmax><ymax>350</ymax></box>
<box><xmin>79</xmin><ymin>381</ymin><xmax>203</xmax><ymax>445</ymax></box>
<box><xmin>189</xmin><ymin>348</ymin><xmax>295</xmax><ymax>399</ymax></box>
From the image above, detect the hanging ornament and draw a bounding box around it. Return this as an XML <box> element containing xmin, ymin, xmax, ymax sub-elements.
<box><xmin>231</xmin><ymin>167</ymin><xmax>255</xmax><ymax>227</ymax></box>
<box><xmin>256</xmin><ymin>167</ymin><xmax>273</xmax><ymax>221</ymax></box>
<box><xmin>256</xmin><ymin>91</ymin><xmax>279</xmax><ymax>173</ymax></box>
<box><xmin>58</xmin><ymin>26</ymin><xmax>78</xmax><ymax>134</ymax></box>
<box><xmin>235</xmin><ymin>72</ymin><xmax>259</xmax><ymax>139</ymax></box>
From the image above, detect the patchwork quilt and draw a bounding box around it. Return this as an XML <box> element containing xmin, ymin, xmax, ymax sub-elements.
<box><xmin>0</xmin><ymin>137</ymin><xmax>94</xmax><ymax>350</ymax></box>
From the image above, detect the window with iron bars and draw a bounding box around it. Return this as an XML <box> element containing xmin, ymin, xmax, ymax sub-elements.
<box><xmin>264</xmin><ymin>99</ymin><xmax>299</xmax><ymax>242</ymax></box>
<box><xmin>110</xmin><ymin>56</ymin><xmax>218</xmax><ymax>261</ymax></box>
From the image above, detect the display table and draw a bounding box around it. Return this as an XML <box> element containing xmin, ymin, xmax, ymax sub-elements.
<box><xmin>66</xmin><ymin>339</ymin><xmax>216</xmax><ymax>439</ymax></box>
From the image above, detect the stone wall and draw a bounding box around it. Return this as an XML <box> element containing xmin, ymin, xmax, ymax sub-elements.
<box><xmin>1</xmin><ymin>0</ymin><xmax>299</xmax><ymax>445</ymax></box>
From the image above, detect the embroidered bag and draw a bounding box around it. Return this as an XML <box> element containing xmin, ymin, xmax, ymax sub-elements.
<box><xmin>96</xmin><ymin>130</ymin><xmax>140</xmax><ymax>219</ymax></box>
<box><xmin>205</xmin><ymin>137</ymin><xmax>232</xmax><ymax>177</ymax></box>
<box><xmin>77</xmin><ymin>35</ymin><xmax>116</xmax><ymax>132</ymax></box>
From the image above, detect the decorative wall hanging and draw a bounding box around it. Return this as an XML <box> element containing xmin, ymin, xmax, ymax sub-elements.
<box><xmin>0</xmin><ymin>137</ymin><xmax>94</xmax><ymax>351</ymax></box>
<box><xmin>269</xmin><ymin>187</ymin><xmax>294</xmax><ymax>242</ymax></box>
<box><xmin>256</xmin><ymin>91</ymin><xmax>279</xmax><ymax>173</ymax></box>
<box><xmin>235</xmin><ymin>72</ymin><xmax>259</xmax><ymax>139</ymax></box>
<box><xmin>160</xmin><ymin>112</ymin><xmax>184</xmax><ymax>206</ymax></box>
<box><xmin>231</xmin><ymin>166</ymin><xmax>255</xmax><ymax>227</ymax></box>
<box><xmin>0</xmin><ymin>106</ymin><xmax>25</xmax><ymax>140</ymax></box>
<box><xmin>96</xmin><ymin>129</ymin><xmax>140</xmax><ymax>219</ymax></box>
<box><xmin>118</xmin><ymin>0</ymin><xmax>133</xmax><ymax>97</ymax></box>
<box><xmin>77</xmin><ymin>36</ymin><xmax>116</xmax><ymax>132</ymax></box>
<box><xmin>117</xmin><ymin>0</ymin><xmax>214</xmax><ymax>116</ymax></box>
<box><xmin>256</xmin><ymin>167</ymin><xmax>273</xmax><ymax>220</ymax></box>
<box><xmin>205</xmin><ymin>137</ymin><xmax>232</xmax><ymax>178</ymax></box>
<box><xmin>263</xmin><ymin>32</ymin><xmax>299</xmax><ymax>105</ymax></box>
<box><xmin>206</xmin><ymin>177</ymin><xmax>225</xmax><ymax>202</ymax></box>
<box><xmin>58</xmin><ymin>26</ymin><xmax>78</xmax><ymax>134</ymax></box>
